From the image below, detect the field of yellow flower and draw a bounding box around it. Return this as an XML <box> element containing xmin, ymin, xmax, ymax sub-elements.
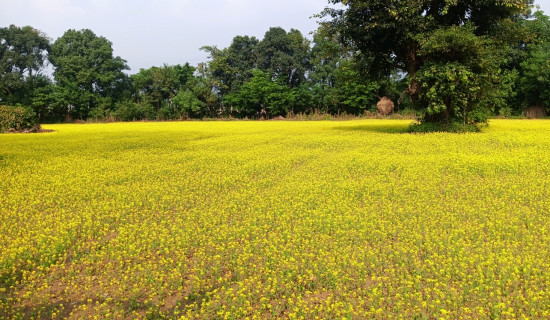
<box><xmin>1</xmin><ymin>119</ymin><xmax>549</xmax><ymax>319</ymax></box>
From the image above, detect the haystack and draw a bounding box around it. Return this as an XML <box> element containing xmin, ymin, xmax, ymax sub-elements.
<box><xmin>525</xmin><ymin>106</ymin><xmax>546</xmax><ymax>119</ymax></box>
<box><xmin>377</xmin><ymin>97</ymin><xmax>395</xmax><ymax>115</ymax></box>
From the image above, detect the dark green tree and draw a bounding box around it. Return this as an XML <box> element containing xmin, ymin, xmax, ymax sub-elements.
<box><xmin>201</xmin><ymin>35</ymin><xmax>259</xmax><ymax>96</ymax></box>
<box><xmin>321</xmin><ymin>0</ymin><xmax>533</xmax><ymax>78</ymax></box>
<box><xmin>224</xmin><ymin>69</ymin><xmax>294</xmax><ymax>117</ymax></box>
<box><xmin>257</xmin><ymin>27</ymin><xmax>310</xmax><ymax>87</ymax></box>
<box><xmin>520</xmin><ymin>42</ymin><xmax>550</xmax><ymax>112</ymax></box>
<box><xmin>49</xmin><ymin>29</ymin><xmax>129</xmax><ymax>119</ymax></box>
<box><xmin>517</xmin><ymin>11</ymin><xmax>550</xmax><ymax>113</ymax></box>
<box><xmin>128</xmin><ymin>63</ymin><xmax>196</xmax><ymax>119</ymax></box>
<box><xmin>309</xmin><ymin>32</ymin><xmax>341</xmax><ymax>113</ymax></box>
<box><xmin>320</xmin><ymin>0</ymin><xmax>534</xmax><ymax>128</ymax></box>
<box><xmin>413</xmin><ymin>25</ymin><xmax>500</xmax><ymax>125</ymax></box>
<box><xmin>0</xmin><ymin>25</ymin><xmax>50</xmax><ymax>106</ymax></box>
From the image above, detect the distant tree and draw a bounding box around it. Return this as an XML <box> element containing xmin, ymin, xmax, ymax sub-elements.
<box><xmin>520</xmin><ymin>42</ymin><xmax>550</xmax><ymax>112</ymax></box>
<box><xmin>257</xmin><ymin>27</ymin><xmax>310</xmax><ymax>87</ymax></box>
<box><xmin>309</xmin><ymin>32</ymin><xmax>340</xmax><ymax>113</ymax></box>
<box><xmin>173</xmin><ymin>88</ymin><xmax>205</xmax><ymax>118</ymax></box>
<box><xmin>517</xmin><ymin>11</ymin><xmax>550</xmax><ymax>113</ymax></box>
<box><xmin>202</xmin><ymin>28</ymin><xmax>312</xmax><ymax>117</ymax></box>
<box><xmin>224</xmin><ymin>69</ymin><xmax>294</xmax><ymax>117</ymax></box>
<box><xmin>309</xmin><ymin>30</ymin><xmax>381</xmax><ymax>115</ymax></box>
<box><xmin>201</xmin><ymin>35</ymin><xmax>259</xmax><ymax>96</ymax></box>
<box><xmin>129</xmin><ymin>63</ymin><xmax>196</xmax><ymax>119</ymax></box>
<box><xmin>334</xmin><ymin>59</ymin><xmax>380</xmax><ymax>115</ymax></box>
<box><xmin>50</xmin><ymin>29</ymin><xmax>129</xmax><ymax>119</ymax></box>
<box><xmin>0</xmin><ymin>25</ymin><xmax>50</xmax><ymax>106</ymax></box>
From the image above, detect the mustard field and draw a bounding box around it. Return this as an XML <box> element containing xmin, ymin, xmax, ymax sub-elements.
<box><xmin>1</xmin><ymin>119</ymin><xmax>550</xmax><ymax>319</ymax></box>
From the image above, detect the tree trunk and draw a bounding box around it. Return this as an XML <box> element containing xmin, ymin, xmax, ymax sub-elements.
<box><xmin>397</xmin><ymin>42</ymin><xmax>421</xmax><ymax>106</ymax></box>
<box><xmin>2</xmin><ymin>85</ymin><xmax>13</xmax><ymax>96</ymax></box>
<box><xmin>405</xmin><ymin>42</ymin><xmax>419</xmax><ymax>76</ymax></box>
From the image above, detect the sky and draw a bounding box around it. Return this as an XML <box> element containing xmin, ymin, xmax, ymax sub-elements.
<box><xmin>2</xmin><ymin>0</ymin><xmax>549</xmax><ymax>74</ymax></box>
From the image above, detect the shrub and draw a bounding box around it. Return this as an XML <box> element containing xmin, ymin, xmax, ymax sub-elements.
<box><xmin>0</xmin><ymin>105</ymin><xmax>39</xmax><ymax>133</ymax></box>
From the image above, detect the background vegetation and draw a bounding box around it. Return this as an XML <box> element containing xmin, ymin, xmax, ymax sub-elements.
<box><xmin>1</xmin><ymin>1</ymin><xmax>549</xmax><ymax>129</ymax></box>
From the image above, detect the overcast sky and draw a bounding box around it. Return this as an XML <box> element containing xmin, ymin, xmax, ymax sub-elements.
<box><xmin>2</xmin><ymin>0</ymin><xmax>549</xmax><ymax>73</ymax></box>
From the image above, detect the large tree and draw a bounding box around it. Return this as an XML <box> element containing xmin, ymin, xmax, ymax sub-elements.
<box><xmin>321</xmin><ymin>0</ymin><xmax>533</xmax><ymax>79</ymax></box>
<box><xmin>49</xmin><ymin>29</ymin><xmax>129</xmax><ymax>119</ymax></box>
<box><xmin>0</xmin><ymin>25</ymin><xmax>50</xmax><ymax>105</ymax></box>
<box><xmin>320</xmin><ymin>0</ymin><xmax>534</xmax><ymax>127</ymax></box>
<box><xmin>309</xmin><ymin>31</ymin><xmax>380</xmax><ymax>115</ymax></box>
<box><xmin>257</xmin><ymin>27</ymin><xmax>310</xmax><ymax>87</ymax></box>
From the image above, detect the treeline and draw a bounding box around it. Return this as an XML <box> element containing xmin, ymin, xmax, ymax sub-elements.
<box><xmin>1</xmin><ymin>1</ymin><xmax>549</xmax><ymax>123</ymax></box>
<box><xmin>0</xmin><ymin>26</ymin><xmax>391</xmax><ymax>121</ymax></box>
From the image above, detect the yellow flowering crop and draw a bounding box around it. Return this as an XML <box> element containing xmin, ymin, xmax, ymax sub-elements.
<box><xmin>0</xmin><ymin>119</ymin><xmax>549</xmax><ymax>319</ymax></box>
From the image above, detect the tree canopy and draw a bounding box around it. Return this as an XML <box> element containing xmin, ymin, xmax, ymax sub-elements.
<box><xmin>49</xmin><ymin>29</ymin><xmax>129</xmax><ymax>119</ymax></box>
<box><xmin>320</xmin><ymin>0</ymin><xmax>538</xmax><ymax>127</ymax></box>
<box><xmin>0</xmin><ymin>25</ymin><xmax>50</xmax><ymax>105</ymax></box>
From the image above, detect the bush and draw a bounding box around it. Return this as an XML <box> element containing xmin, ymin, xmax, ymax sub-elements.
<box><xmin>0</xmin><ymin>105</ymin><xmax>39</xmax><ymax>133</ymax></box>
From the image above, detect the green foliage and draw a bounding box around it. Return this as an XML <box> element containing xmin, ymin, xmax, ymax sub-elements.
<box><xmin>334</xmin><ymin>59</ymin><xmax>380</xmax><ymax>114</ymax></box>
<box><xmin>224</xmin><ymin>70</ymin><xmax>294</xmax><ymax>117</ymax></box>
<box><xmin>202</xmin><ymin>27</ymin><xmax>311</xmax><ymax>113</ymax></box>
<box><xmin>128</xmin><ymin>63</ymin><xmax>197</xmax><ymax>119</ymax></box>
<box><xmin>49</xmin><ymin>29</ymin><xmax>129</xmax><ymax>119</ymax></box>
<box><xmin>519</xmin><ymin>42</ymin><xmax>550</xmax><ymax>111</ymax></box>
<box><xmin>0</xmin><ymin>105</ymin><xmax>38</xmax><ymax>132</ymax></box>
<box><xmin>413</xmin><ymin>25</ymin><xmax>500</xmax><ymax>125</ymax></box>
<box><xmin>319</xmin><ymin>0</ymin><xmax>538</xmax><ymax>128</ymax></box>
<box><xmin>257</xmin><ymin>28</ymin><xmax>310</xmax><ymax>87</ymax></box>
<box><xmin>309</xmin><ymin>30</ymin><xmax>383</xmax><ymax>115</ymax></box>
<box><xmin>112</xmin><ymin>101</ymin><xmax>155</xmax><ymax>121</ymax></box>
<box><xmin>4</xmin><ymin>5</ymin><xmax>549</xmax><ymax>122</ymax></box>
<box><xmin>0</xmin><ymin>25</ymin><xmax>50</xmax><ymax>106</ymax></box>
<box><xmin>415</xmin><ymin>63</ymin><xmax>480</xmax><ymax>123</ymax></box>
<box><xmin>321</xmin><ymin>0</ymin><xmax>533</xmax><ymax>77</ymax></box>
<box><xmin>174</xmin><ymin>89</ymin><xmax>205</xmax><ymax>118</ymax></box>
<box><xmin>200</xmin><ymin>35</ymin><xmax>259</xmax><ymax>95</ymax></box>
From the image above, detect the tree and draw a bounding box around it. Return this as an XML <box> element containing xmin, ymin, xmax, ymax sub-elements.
<box><xmin>520</xmin><ymin>42</ymin><xmax>550</xmax><ymax>111</ymax></box>
<box><xmin>0</xmin><ymin>25</ymin><xmax>50</xmax><ymax>105</ymax></box>
<box><xmin>201</xmin><ymin>35</ymin><xmax>259</xmax><ymax>96</ymax></box>
<box><xmin>201</xmin><ymin>28</ymin><xmax>312</xmax><ymax>117</ymax></box>
<box><xmin>224</xmin><ymin>69</ymin><xmax>294</xmax><ymax>117</ymax></box>
<box><xmin>173</xmin><ymin>89</ymin><xmax>205</xmax><ymax>118</ymax></box>
<box><xmin>321</xmin><ymin>0</ymin><xmax>533</xmax><ymax>78</ymax></box>
<box><xmin>516</xmin><ymin>11</ymin><xmax>550</xmax><ymax>112</ymax></box>
<box><xmin>129</xmin><ymin>63</ymin><xmax>196</xmax><ymax>119</ymax></box>
<box><xmin>257</xmin><ymin>27</ymin><xmax>310</xmax><ymax>87</ymax></box>
<box><xmin>413</xmin><ymin>25</ymin><xmax>501</xmax><ymax>125</ymax></box>
<box><xmin>310</xmin><ymin>30</ymin><xmax>383</xmax><ymax>115</ymax></box>
<box><xmin>320</xmin><ymin>0</ymin><xmax>534</xmax><ymax>128</ymax></box>
<box><xmin>49</xmin><ymin>29</ymin><xmax>129</xmax><ymax>119</ymax></box>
